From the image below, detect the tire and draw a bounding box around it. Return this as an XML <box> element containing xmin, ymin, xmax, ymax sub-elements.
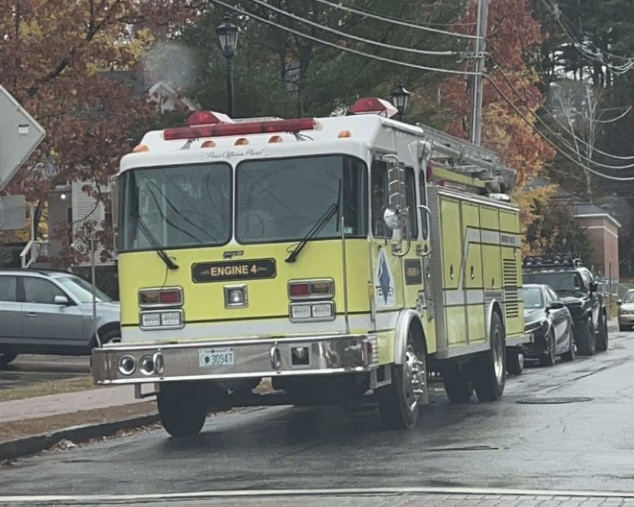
<box><xmin>378</xmin><ymin>326</ymin><xmax>427</xmax><ymax>429</ymax></box>
<box><xmin>441</xmin><ymin>362</ymin><xmax>474</xmax><ymax>403</ymax></box>
<box><xmin>506</xmin><ymin>349</ymin><xmax>524</xmax><ymax>376</ymax></box>
<box><xmin>157</xmin><ymin>382</ymin><xmax>208</xmax><ymax>437</ymax></box>
<box><xmin>472</xmin><ymin>311</ymin><xmax>506</xmax><ymax>402</ymax></box>
<box><xmin>595</xmin><ymin>315</ymin><xmax>608</xmax><ymax>352</ymax></box>
<box><xmin>0</xmin><ymin>353</ymin><xmax>17</xmax><ymax>367</ymax></box>
<box><xmin>539</xmin><ymin>331</ymin><xmax>556</xmax><ymax>367</ymax></box>
<box><xmin>561</xmin><ymin>331</ymin><xmax>576</xmax><ymax>362</ymax></box>
<box><xmin>100</xmin><ymin>329</ymin><xmax>121</xmax><ymax>345</ymax></box>
<box><xmin>575</xmin><ymin>319</ymin><xmax>596</xmax><ymax>356</ymax></box>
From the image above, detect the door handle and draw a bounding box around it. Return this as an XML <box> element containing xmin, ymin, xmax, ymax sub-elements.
<box><xmin>26</xmin><ymin>312</ymin><xmax>38</xmax><ymax>317</ymax></box>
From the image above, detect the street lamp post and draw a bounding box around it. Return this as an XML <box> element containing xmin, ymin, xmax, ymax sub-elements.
<box><xmin>390</xmin><ymin>83</ymin><xmax>411</xmax><ymax>121</ymax></box>
<box><xmin>216</xmin><ymin>17</ymin><xmax>239</xmax><ymax>117</ymax></box>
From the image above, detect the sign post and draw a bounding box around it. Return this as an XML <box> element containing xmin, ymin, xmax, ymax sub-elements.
<box><xmin>0</xmin><ymin>85</ymin><xmax>46</xmax><ymax>191</ymax></box>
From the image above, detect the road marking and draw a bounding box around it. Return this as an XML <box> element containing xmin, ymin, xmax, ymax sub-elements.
<box><xmin>3</xmin><ymin>486</ymin><xmax>634</xmax><ymax>504</ymax></box>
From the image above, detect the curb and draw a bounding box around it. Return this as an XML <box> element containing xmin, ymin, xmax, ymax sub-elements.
<box><xmin>0</xmin><ymin>413</ymin><xmax>159</xmax><ymax>461</ymax></box>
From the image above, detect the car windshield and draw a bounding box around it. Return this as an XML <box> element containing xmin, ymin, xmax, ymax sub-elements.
<box><xmin>624</xmin><ymin>292</ymin><xmax>634</xmax><ymax>304</ymax></box>
<box><xmin>55</xmin><ymin>276</ymin><xmax>112</xmax><ymax>303</ymax></box>
<box><xmin>523</xmin><ymin>286</ymin><xmax>544</xmax><ymax>308</ymax></box>
<box><xmin>119</xmin><ymin>163</ymin><xmax>232</xmax><ymax>251</ymax></box>
<box><xmin>523</xmin><ymin>272</ymin><xmax>584</xmax><ymax>295</ymax></box>
<box><xmin>236</xmin><ymin>155</ymin><xmax>367</xmax><ymax>243</ymax></box>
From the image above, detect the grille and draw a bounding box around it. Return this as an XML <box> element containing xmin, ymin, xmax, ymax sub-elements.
<box><xmin>503</xmin><ymin>258</ymin><xmax>519</xmax><ymax>319</ymax></box>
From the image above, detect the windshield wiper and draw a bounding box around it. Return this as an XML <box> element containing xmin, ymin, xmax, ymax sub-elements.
<box><xmin>136</xmin><ymin>215</ymin><xmax>179</xmax><ymax>270</ymax></box>
<box><xmin>285</xmin><ymin>203</ymin><xmax>338</xmax><ymax>263</ymax></box>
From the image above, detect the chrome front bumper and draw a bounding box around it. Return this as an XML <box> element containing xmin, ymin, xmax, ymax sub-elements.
<box><xmin>92</xmin><ymin>333</ymin><xmax>379</xmax><ymax>385</ymax></box>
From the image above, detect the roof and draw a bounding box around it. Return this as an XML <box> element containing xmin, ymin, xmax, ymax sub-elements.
<box><xmin>573</xmin><ymin>203</ymin><xmax>621</xmax><ymax>228</ymax></box>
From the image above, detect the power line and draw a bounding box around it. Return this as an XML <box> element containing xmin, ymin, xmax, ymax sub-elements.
<box><xmin>313</xmin><ymin>0</ymin><xmax>481</xmax><ymax>40</ymax></box>
<box><xmin>485</xmin><ymin>74</ymin><xmax>634</xmax><ymax>181</ymax></box>
<box><xmin>246</xmin><ymin>0</ymin><xmax>468</xmax><ymax>57</ymax></box>
<box><xmin>487</xmin><ymin>40</ymin><xmax>634</xmax><ymax>162</ymax></box>
<box><xmin>210</xmin><ymin>0</ymin><xmax>482</xmax><ymax>76</ymax></box>
<box><xmin>491</xmin><ymin>65</ymin><xmax>634</xmax><ymax>171</ymax></box>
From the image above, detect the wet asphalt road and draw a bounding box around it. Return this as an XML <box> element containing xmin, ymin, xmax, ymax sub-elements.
<box><xmin>0</xmin><ymin>355</ymin><xmax>90</xmax><ymax>390</ymax></box>
<box><xmin>2</xmin><ymin>330</ymin><xmax>634</xmax><ymax>497</ymax></box>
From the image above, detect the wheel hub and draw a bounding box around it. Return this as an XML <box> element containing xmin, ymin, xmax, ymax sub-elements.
<box><xmin>403</xmin><ymin>345</ymin><xmax>425</xmax><ymax>411</ymax></box>
<box><xmin>492</xmin><ymin>330</ymin><xmax>504</xmax><ymax>383</ymax></box>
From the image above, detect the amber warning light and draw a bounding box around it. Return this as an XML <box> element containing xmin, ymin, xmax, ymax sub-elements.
<box><xmin>163</xmin><ymin>118</ymin><xmax>317</xmax><ymax>141</ymax></box>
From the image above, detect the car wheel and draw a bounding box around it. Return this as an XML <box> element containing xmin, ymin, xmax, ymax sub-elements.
<box><xmin>540</xmin><ymin>331</ymin><xmax>556</xmax><ymax>367</ymax></box>
<box><xmin>0</xmin><ymin>353</ymin><xmax>17</xmax><ymax>367</ymax></box>
<box><xmin>506</xmin><ymin>349</ymin><xmax>524</xmax><ymax>375</ymax></box>
<box><xmin>441</xmin><ymin>362</ymin><xmax>474</xmax><ymax>403</ymax></box>
<box><xmin>157</xmin><ymin>381</ymin><xmax>208</xmax><ymax>437</ymax></box>
<box><xmin>378</xmin><ymin>326</ymin><xmax>427</xmax><ymax>429</ymax></box>
<box><xmin>576</xmin><ymin>319</ymin><xmax>596</xmax><ymax>356</ymax></box>
<box><xmin>472</xmin><ymin>312</ymin><xmax>506</xmax><ymax>402</ymax></box>
<box><xmin>100</xmin><ymin>329</ymin><xmax>121</xmax><ymax>345</ymax></box>
<box><xmin>561</xmin><ymin>332</ymin><xmax>576</xmax><ymax>362</ymax></box>
<box><xmin>595</xmin><ymin>315</ymin><xmax>609</xmax><ymax>352</ymax></box>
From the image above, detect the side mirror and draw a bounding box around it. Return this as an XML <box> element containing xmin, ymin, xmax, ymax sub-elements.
<box><xmin>54</xmin><ymin>295</ymin><xmax>69</xmax><ymax>306</ymax></box>
<box><xmin>383</xmin><ymin>207</ymin><xmax>401</xmax><ymax>231</ymax></box>
<box><xmin>589</xmin><ymin>282</ymin><xmax>598</xmax><ymax>293</ymax></box>
<box><xmin>617</xmin><ymin>299</ymin><xmax>622</xmax><ymax>305</ymax></box>
<box><xmin>548</xmin><ymin>301</ymin><xmax>565</xmax><ymax>311</ymax></box>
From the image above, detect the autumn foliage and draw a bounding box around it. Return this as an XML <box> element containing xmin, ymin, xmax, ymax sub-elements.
<box><xmin>440</xmin><ymin>0</ymin><xmax>556</xmax><ymax>238</ymax></box>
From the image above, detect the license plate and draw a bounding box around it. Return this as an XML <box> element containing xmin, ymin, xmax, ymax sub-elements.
<box><xmin>199</xmin><ymin>347</ymin><xmax>235</xmax><ymax>367</ymax></box>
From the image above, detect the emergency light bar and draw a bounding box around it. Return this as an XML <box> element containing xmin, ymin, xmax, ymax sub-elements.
<box><xmin>163</xmin><ymin>118</ymin><xmax>317</xmax><ymax>141</ymax></box>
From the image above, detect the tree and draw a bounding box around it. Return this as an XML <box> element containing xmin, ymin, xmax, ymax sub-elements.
<box><xmin>0</xmin><ymin>0</ymin><xmax>205</xmax><ymax>265</ymax></box>
<box><xmin>439</xmin><ymin>0</ymin><xmax>557</xmax><ymax>233</ymax></box>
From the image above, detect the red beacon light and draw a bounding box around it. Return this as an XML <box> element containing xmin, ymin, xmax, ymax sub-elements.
<box><xmin>186</xmin><ymin>110</ymin><xmax>234</xmax><ymax>127</ymax></box>
<box><xmin>164</xmin><ymin>118</ymin><xmax>317</xmax><ymax>141</ymax></box>
<box><xmin>348</xmin><ymin>97</ymin><xmax>398</xmax><ymax>118</ymax></box>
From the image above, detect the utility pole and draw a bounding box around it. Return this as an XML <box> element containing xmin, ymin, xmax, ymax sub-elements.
<box><xmin>470</xmin><ymin>0</ymin><xmax>489</xmax><ymax>146</ymax></box>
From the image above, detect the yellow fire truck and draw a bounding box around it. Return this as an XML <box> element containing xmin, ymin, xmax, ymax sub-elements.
<box><xmin>92</xmin><ymin>98</ymin><xmax>525</xmax><ymax>436</ymax></box>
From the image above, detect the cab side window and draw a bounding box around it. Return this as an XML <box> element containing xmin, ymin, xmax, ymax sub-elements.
<box><xmin>405</xmin><ymin>167</ymin><xmax>418</xmax><ymax>239</ymax></box>
<box><xmin>23</xmin><ymin>278</ymin><xmax>66</xmax><ymax>305</ymax></box>
<box><xmin>0</xmin><ymin>276</ymin><xmax>17</xmax><ymax>302</ymax></box>
<box><xmin>371</xmin><ymin>160</ymin><xmax>389</xmax><ymax>238</ymax></box>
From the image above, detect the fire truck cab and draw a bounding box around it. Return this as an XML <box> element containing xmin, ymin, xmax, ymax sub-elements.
<box><xmin>92</xmin><ymin>98</ymin><xmax>525</xmax><ymax>436</ymax></box>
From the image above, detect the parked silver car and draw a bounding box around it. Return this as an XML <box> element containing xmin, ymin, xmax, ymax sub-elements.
<box><xmin>618</xmin><ymin>289</ymin><xmax>634</xmax><ymax>332</ymax></box>
<box><xmin>0</xmin><ymin>269</ymin><xmax>120</xmax><ymax>366</ymax></box>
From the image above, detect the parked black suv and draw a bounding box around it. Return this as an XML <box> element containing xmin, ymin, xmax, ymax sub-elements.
<box><xmin>523</xmin><ymin>256</ymin><xmax>608</xmax><ymax>355</ymax></box>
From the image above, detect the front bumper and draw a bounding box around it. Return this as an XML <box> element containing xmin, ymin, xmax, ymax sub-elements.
<box><xmin>618</xmin><ymin>314</ymin><xmax>634</xmax><ymax>325</ymax></box>
<box><xmin>92</xmin><ymin>333</ymin><xmax>379</xmax><ymax>385</ymax></box>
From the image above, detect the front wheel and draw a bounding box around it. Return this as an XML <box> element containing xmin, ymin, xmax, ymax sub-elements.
<box><xmin>539</xmin><ymin>331</ymin><xmax>556</xmax><ymax>367</ymax></box>
<box><xmin>472</xmin><ymin>312</ymin><xmax>506</xmax><ymax>402</ymax></box>
<box><xmin>506</xmin><ymin>349</ymin><xmax>524</xmax><ymax>376</ymax></box>
<box><xmin>561</xmin><ymin>331</ymin><xmax>576</xmax><ymax>362</ymax></box>
<box><xmin>378</xmin><ymin>328</ymin><xmax>426</xmax><ymax>429</ymax></box>
<box><xmin>157</xmin><ymin>382</ymin><xmax>208</xmax><ymax>437</ymax></box>
<box><xmin>595</xmin><ymin>315</ymin><xmax>609</xmax><ymax>352</ymax></box>
<box><xmin>0</xmin><ymin>353</ymin><xmax>17</xmax><ymax>367</ymax></box>
<box><xmin>576</xmin><ymin>319</ymin><xmax>596</xmax><ymax>356</ymax></box>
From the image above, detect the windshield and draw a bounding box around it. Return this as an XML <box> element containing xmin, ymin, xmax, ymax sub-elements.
<box><xmin>624</xmin><ymin>292</ymin><xmax>634</xmax><ymax>304</ymax></box>
<box><xmin>523</xmin><ymin>286</ymin><xmax>544</xmax><ymax>309</ymax></box>
<box><xmin>523</xmin><ymin>272</ymin><xmax>585</xmax><ymax>295</ymax></box>
<box><xmin>56</xmin><ymin>276</ymin><xmax>112</xmax><ymax>303</ymax></box>
<box><xmin>236</xmin><ymin>155</ymin><xmax>367</xmax><ymax>243</ymax></box>
<box><xmin>119</xmin><ymin>163</ymin><xmax>231</xmax><ymax>251</ymax></box>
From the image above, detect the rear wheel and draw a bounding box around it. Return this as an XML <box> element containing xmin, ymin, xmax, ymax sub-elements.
<box><xmin>0</xmin><ymin>353</ymin><xmax>17</xmax><ymax>367</ymax></box>
<box><xmin>506</xmin><ymin>349</ymin><xmax>524</xmax><ymax>376</ymax></box>
<box><xmin>378</xmin><ymin>326</ymin><xmax>426</xmax><ymax>429</ymax></box>
<box><xmin>157</xmin><ymin>382</ymin><xmax>208</xmax><ymax>437</ymax></box>
<box><xmin>539</xmin><ymin>331</ymin><xmax>556</xmax><ymax>367</ymax></box>
<box><xmin>595</xmin><ymin>315</ymin><xmax>609</xmax><ymax>352</ymax></box>
<box><xmin>472</xmin><ymin>312</ymin><xmax>506</xmax><ymax>402</ymax></box>
<box><xmin>441</xmin><ymin>362</ymin><xmax>474</xmax><ymax>403</ymax></box>
<box><xmin>576</xmin><ymin>319</ymin><xmax>596</xmax><ymax>356</ymax></box>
